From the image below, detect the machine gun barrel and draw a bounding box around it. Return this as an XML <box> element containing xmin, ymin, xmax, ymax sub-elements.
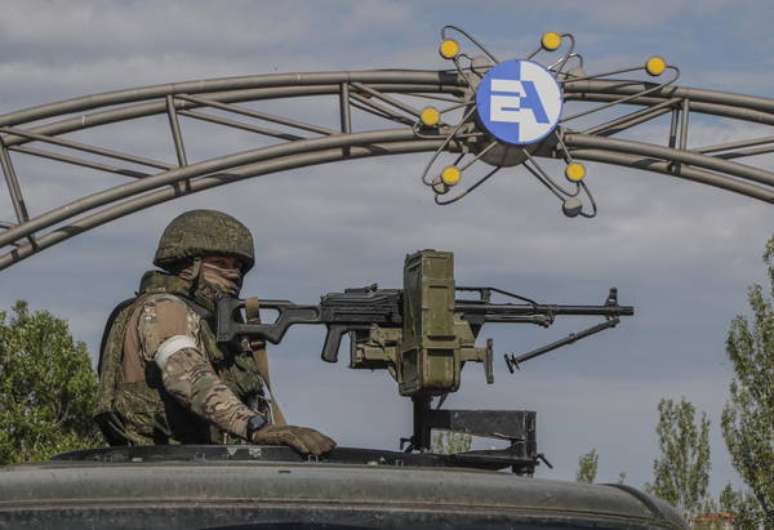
<box><xmin>458</xmin><ymin>302</ymin><xmax>634</xmax><ymax>314</ymax></box>
<box><xmin>456</xmin><ymin>287</ymin><xmax>633</xmax><ymax>325</ymax></box>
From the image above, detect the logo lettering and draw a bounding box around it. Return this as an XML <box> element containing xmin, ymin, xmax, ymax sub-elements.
<box><xmin>476</xmin><ymin>59</ymin><xmax>562</xmax><ymax>145</ymax></box>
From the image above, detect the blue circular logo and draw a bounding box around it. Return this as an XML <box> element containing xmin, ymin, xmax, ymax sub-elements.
<box><xmin>475</xmin><ymin>59</ymin><xmax>563</xmax><ymax>145</ymax></box>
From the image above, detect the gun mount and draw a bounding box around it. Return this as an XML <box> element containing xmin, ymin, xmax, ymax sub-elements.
<box><xmin>215</xmin><ymin>250</ymin><xmax>633</xmax><ymax>474</ymax></box>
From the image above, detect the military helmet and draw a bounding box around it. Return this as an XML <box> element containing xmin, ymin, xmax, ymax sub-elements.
<box><xmin>154</xmin><ymin>210</ymin><xmax>255</xmax><ymax>272</ymax></box>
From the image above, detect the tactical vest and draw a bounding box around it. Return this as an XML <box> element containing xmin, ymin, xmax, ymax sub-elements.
<box><xmin>95</xmin><ymin>271</ymin><xmax>269</xmax><ymax>445</ymax></box>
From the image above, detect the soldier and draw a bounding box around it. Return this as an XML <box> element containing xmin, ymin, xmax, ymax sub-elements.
<box><xmin>94</xmin><ymin>209</ymin><xmax>335</xmax><ymax>456</ymax></box>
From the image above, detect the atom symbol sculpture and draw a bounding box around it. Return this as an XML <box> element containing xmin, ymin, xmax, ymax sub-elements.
<box><xmin>415</xmin><ymin>26</ymin><xmax>679</xmax><ymax>217</ymax></box>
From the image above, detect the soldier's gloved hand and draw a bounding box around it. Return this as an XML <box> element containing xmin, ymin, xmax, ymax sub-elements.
<box><xmin>251</xmin><ymin>424</ymin><xmax>336</xmax><ymax>456</ymax></box>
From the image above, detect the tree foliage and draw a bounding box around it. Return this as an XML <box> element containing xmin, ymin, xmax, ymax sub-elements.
<box><xmin>721</xmin><ymin>235</ymin><xmax>774</xmax><ymax>528</ymax></box>
<box><xmin>0</xmin><ymin>301</ymin><xmax>103</xmax><ymax>464</ymax></box>
<box><xmin>717</xmin><ymin>483</ymin><xmax>762</xmax><ymax>529</ymax></box>
<box><xmin>431</xmin><ymin>430</ymin><xmax>472</xmax><ymax>455</ymax></box>
<box><xmin>575</xmin><ymin>448</ymin><xmax>598</xmax><ymax>483</ymax></box>
<box><xmin>646</xmin><ymin>397</ymin><xmax>711</xmax><ymax>522</ymax></box>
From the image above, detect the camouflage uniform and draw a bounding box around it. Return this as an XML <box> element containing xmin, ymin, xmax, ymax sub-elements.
<box><xmin>95</xmin><ymin>210</ymin><xmax>269</xmax><ymax>445</ymax></box>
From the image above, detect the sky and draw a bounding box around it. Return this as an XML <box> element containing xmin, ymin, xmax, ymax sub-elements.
<box><xmin>0</xmin><ymin>0</ymin><xmax>772</xmax><ymax>497</ymax></box>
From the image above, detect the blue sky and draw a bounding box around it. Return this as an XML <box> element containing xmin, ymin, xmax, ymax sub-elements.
<box><xmin>0</xmin><ymin>0</ymin><xmax>772</xmax><ymax>496</ymax></box>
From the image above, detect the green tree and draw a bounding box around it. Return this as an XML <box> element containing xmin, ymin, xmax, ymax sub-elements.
<box><xmin>721</xmin><ymin>236</ymin><xmax>773</xmax><ymax>528</ymax></box>
<box><xmin>431</xmin><ymin>430</ymin><xmax>472</xmax><ymax>454</ymax></box>
<box><xmin>716</xmin><ymin>483</ymin><xmax>763</xmax><ymax>529</ymax></box>
<box><xmin>0</xmin><ymin>301</ymin><xmax>103</xmax><ymax>464</ymax></box>
<box><xmin>575</xmin><ymin>448</ymin><xmax>598</xmax><ymax>483</ymax></box>
<box><xmin>646</xmin><ymin>397</ymin><xmax>711</xmax><ymax>522</ymax></box>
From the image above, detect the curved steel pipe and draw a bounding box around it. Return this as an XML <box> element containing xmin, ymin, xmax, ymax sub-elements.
<box><xmin>2</xmin><ymin>130</ymin><xmax>773</xmax><ymax>252</ymax></box>
<box><xmin>0</xmin><ymin>129</ymin><xmax>424</xmax><ymax>248</ymax></box>
<box><xmin>564</xmin><ymin>79</ymin><xmax>774</xmax><ymax>113</ymax></box>
<box><xmin>0</xmin><ymin>139</ymin><xmax>450</xmax><ymax>270</ymax></box>
<box><xmin>0</xmin><ymin>83</ymin><xmax>463</xmax><ymax>147</ymax></box>
<box><xmin>570</xmin><ymin>149</ymin><xmax>774</xmax><ymax>203</ymax></box>
<box><xmin>565</xmin><ymin>134</ymin><xmax>774</xmax><ymax>187</ymax></box>
<box><xmin>0</xmin><ymin>70</ymin><xmax>463</xmax><ymax>127</ymax></box>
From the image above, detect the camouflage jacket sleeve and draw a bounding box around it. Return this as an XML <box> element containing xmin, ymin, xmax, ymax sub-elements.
<box><xmin>136</xmin><ymin>294</ymin><xmax>257</xmax><ymax>439</ymax></box>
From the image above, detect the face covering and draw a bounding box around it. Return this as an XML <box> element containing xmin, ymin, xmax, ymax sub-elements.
<box><xmin>200</xmin><ymin>262</ymin><xmax>242</xmax><ymax>297</ymax></box>
<box><xmin>178</xmin><ymin>260</ymin><xmax>243</xmax><ymax>306</ymax></box>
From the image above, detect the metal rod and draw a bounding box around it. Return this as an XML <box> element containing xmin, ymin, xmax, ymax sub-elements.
<box><xmin>441</xmin><ymin>25</ymin><xmax>499</xmax><ymax>64</ymax></box>
<box><xmin>523</xmin><ymin>149</ymin><xmax>579</xmax><ymax>197</ymax></box>
<box><xmin>9</xmin><ymin>145</ymin><xmax>148</xmax><ymax>178</ymax></box>
<box><xmin>350</xmin><ymin>82</ymin><xmax>422</xmax><ymax>118</ymax></box>
<box><xmin>549</xmin><ymin>33</ymin><xmax>576</xmax><ymax>75</ymax></box>
<box><xmin>561</xmin><ymin>67</ymin><xmax>680</xmax><ymax>123</ymax></box>
<box><xmin>561</xmin><ymin>65</ymin><xmax>643</xmax><ymax>85</ymax></box>
<box><xmin>715</xmin><ymin>144</ymin><xmax>774</xmax><ymax>160</ymax></box>
<box><xmin>583</xmin><ymin>98</ymin><xmax>680</xmax><ymax>136</ymax></box>
<box><xmin>593</xmin><ymin>106</ymin><xmax>673</xmax><ymax>136</ymax></box>
<box><xmin>435</xmin><ymin>166</ymin><xmax>501</xmax><ymax>205</ymax></box>
<box><xmin>340</xmin><ymin>83</ymin><xmax>352</xmax><ymax>158</ymax></box>
<box><xmin>697</xmin><ymin>135</ymin><xmax>774</xmax><ymax>154</ymax></box>
<box><xmin>0</xmin><ymin>140</ymin><xmax>29</xmax><ymax>223</ymax></box>
<box><xmin>178</xmin><ymin>109</ymin><xmax>303</xmax><ymax>141</ymax></box>
<box><xmin>459</xmin><ymin>141</ymin><xmax>498</xmax><ymax>171</ymax></box>
<box><xmin>668</xmin><ymin>108</ymin><xmax>679</xmax><ymax>149</ymax></box>
<box><xmin>679</xmin><ymin>98</ymin><xmax>690</xmax><ymax>150</ymax></box>
<box><xmin>403</xmin><ymin>92</ymin><xmax>465</xmax><ymax>104</ymax></box>
<box><xmin>349</xmin><ymin>100</ymin><xmax>399</xmax><ymax>123</ymax></box>
<box><xmin>166</xmin><ymin>96</ymin><xmax>188</xmax><ymax>167</ymax></box>
<box><xmin>506</xmin><ymin>319</ymin><xmax>619</xmax><ymax>368</ymax></box>
<box><xmin>522</xmin><ymin>161</ymin><xmax>565</xmax><ymax>201</ymax></box>
<box><xmin>339</xmin><ymin>83</ymin><xmax>352</xmax><ymax>134</ymax></box>
<box><xmin>0</xmin><ymin>126</ymin><xmax>173</xmax><ymax>170</ymax></box>
<box><xmin>175</xmin><ymin>94</ymin><xmax>336</xmax><ymax>136</ymax></box>
<box><xmin>349</xmin><ymin>94</ymin><xmax>415</xmax><ymax>126</ymax></box>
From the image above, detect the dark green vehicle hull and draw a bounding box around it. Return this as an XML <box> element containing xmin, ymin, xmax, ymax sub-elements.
<box><xmin>0</xmin><ymin>446</ymin><xmax>688</xmax><ymax>530</ymax></box>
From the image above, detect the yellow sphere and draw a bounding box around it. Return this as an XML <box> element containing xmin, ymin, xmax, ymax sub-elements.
<box><xmin>645</xmin><ymin>56</ymin><xmax>667</xmax><ymax>76</ymax></box>
<box><xmin>420</xmin><ymin>106</ymin><xmax>441</xmax><ymax>127</ymax></box>
<box><xmin>439</xmin><ymin>39</ymin><xmax>460</xmax><ymax>59</ymax></box>
<box><xmin>541</xmin><ymin>32</ymin><xmax>562</xmax><ymax>51</ymax></box>
<box><xmin>565</xmin><ymin>162</ymin><xmax>586</xmax><ymax>182</ymax></box>
<box><xmin>441</xmin><ymin>165</ymin><xmax>461</xmax><ymax>186</ymax></box>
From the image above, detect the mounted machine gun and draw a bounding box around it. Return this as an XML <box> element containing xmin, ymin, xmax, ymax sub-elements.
<box><xmin>215</xmin><ymin>250</ymin><xmax>633</xmax><ymax>474</ymax></box>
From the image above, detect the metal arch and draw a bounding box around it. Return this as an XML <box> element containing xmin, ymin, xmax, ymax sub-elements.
<box><xmin>1</xmin><ymin>66</ymin><xmax>773</xmax><ymax>271</ymax></box>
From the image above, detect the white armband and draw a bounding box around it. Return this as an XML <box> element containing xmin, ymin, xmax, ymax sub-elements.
<box><xmin>155</xmin><ymin>335</ymin><xmax>198</xmax><ymax>370</ymax></box>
